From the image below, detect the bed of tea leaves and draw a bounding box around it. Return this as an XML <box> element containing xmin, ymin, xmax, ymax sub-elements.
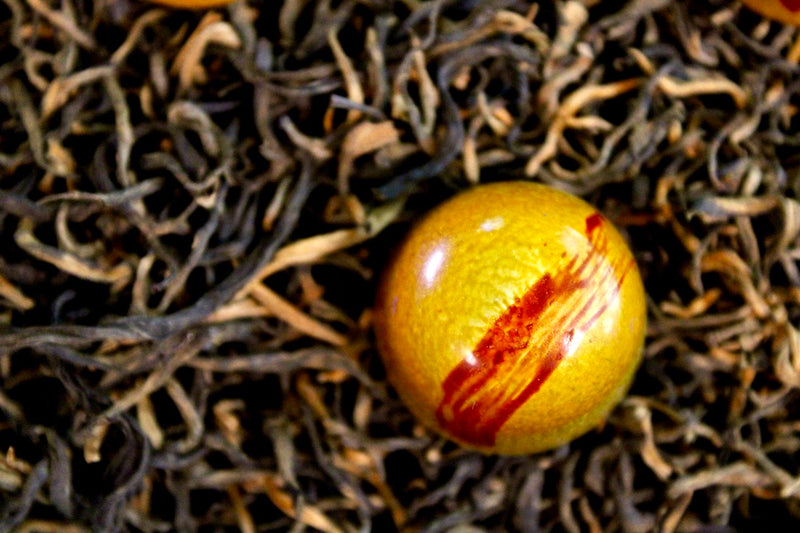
<box><xmin>1</xmin><ymin>0</ymin><xmax>799</xmax><ymax>531</ymax></box>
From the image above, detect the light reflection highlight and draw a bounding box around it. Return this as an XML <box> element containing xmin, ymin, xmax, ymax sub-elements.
<box><xmin>422</xmin><ymin>245</ymin><xmax>447</xmax><ymax>288</ymax></box>
<box><xmin>479</xmin><ymin>216</ymin><xmax>505</xmax><ymax>233</ymax></box>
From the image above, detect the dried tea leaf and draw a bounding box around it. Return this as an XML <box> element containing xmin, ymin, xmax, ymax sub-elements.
<box><xmin>172</xmin><ymin>14</ymin><xmax>241</xmax><ymax>90</ymax></box>
<box><xmin>338</xmin><ymin>121</ymin><xmax>400</xmax><ymax>191</ymax></box>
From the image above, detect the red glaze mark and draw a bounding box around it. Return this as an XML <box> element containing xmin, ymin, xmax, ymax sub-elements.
<box><xmin>781</xmin><ymin>0</ymin><xmax>800</xmax><ymax>13</ymax></box>
<box><xmin>585</xmin><ymin>212</ymin><xmax>603</xmax><ymax>237</ymax></box>
<box><xmin>435</xmin><ymin>212</ymin><xmax>633</xmax><ymax>447</ymax></box>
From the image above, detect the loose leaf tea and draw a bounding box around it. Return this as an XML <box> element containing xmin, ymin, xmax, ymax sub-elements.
<box><xmin>1</xmin><ymin>1</ymin><xmax>799</xmax><ymax>531</ymax></box>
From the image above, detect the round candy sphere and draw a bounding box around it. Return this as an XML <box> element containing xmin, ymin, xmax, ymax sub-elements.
<box><xmin>739</xmin><ymin>0</ymin><xmax>800</xmax><ymax>25</ymax></box>
<box><xmin>373</xmin><ymin>181</ymin><xmax>647</xmax><ymax>455</ymax></box>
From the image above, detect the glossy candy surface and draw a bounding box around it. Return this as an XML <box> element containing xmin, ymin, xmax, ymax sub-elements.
<box><xmin>374</xmin><ymin>182</ymin><xmax>647</xmax><ymax>455</ymax></box>
<box><xmin>739</xmin><ymin>0</ymin><xmax>800</xmax><ymax>25</ymax></box>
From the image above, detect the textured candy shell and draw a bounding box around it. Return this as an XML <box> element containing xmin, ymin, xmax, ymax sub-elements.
<box><xmin>373</xmin><ymin>182</ymin><xmax>647</xmax><ymax>455</ymax></box>
<box><xmin>740</xmin><ymin>0</ymin><xmax>800</xmax><ymax>25</ymax></box>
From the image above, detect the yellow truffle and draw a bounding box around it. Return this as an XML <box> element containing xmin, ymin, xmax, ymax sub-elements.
<box><xmin>739</xmin><ymin>0</ymin><xmax>800</xmax><ymax>25</ymax></box>
<box><xmin>144</xmin><ymin>0</ymin><xmax>235</xmax><ymax>9</ymax></box>
<box><xmin>373</xmin><ymin>182</ymin><xmax>647</xmax><ymax>455</ymax></box>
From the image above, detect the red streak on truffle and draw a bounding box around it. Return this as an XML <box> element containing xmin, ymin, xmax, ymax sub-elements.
<box><xmin>781</xmin><ymin>0</ymin><xmax>800</xmax><ymax>13</ymax></box>
<box><xmin>585</xmin><ymin>212</ymin><xmax>603</xmax><ymax>237</ymax></box>
<box><xmin>435</xmin><ymin>213</ymin><xmax>633</xmax><ymax>447</ymax></box>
